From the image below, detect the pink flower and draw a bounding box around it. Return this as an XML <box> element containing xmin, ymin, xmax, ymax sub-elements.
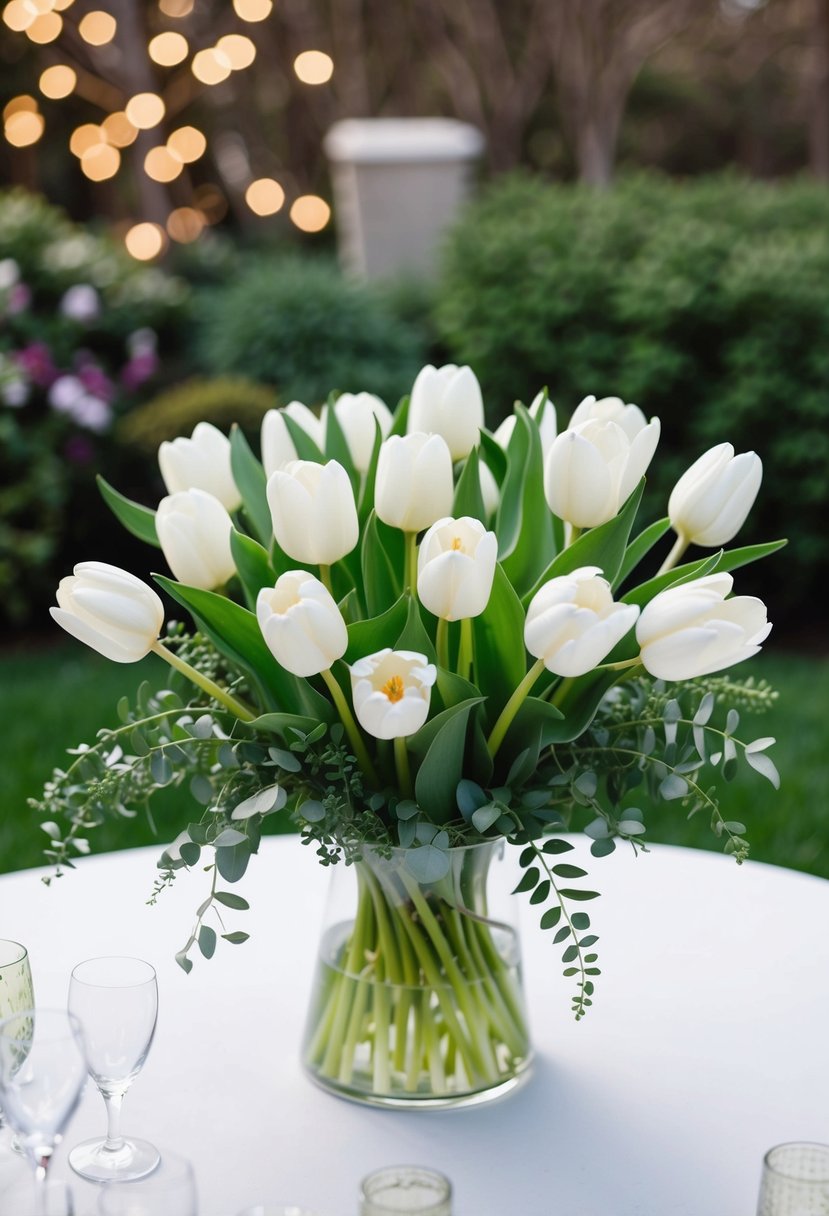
<box><xmin>15</xmin><ymin>342</ymin><xmax>58</xmax><ymax>388</ymax></box>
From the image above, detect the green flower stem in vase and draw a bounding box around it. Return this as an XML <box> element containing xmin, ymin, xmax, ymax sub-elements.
<box><xmin>301</xmin><ymin>839</ymin><xmax>533</xmax><ymax>1108</ymax></box>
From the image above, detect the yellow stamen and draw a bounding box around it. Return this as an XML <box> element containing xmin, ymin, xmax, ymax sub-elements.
<box><xmin>382</xmin><ymin>674</ymin><xmax>405</xmax><ymax>703</ymax></box>
<box><xmin>450</xmin><ymin>536</ymin><xmax>464</xmax><ymax>551</ymax></box>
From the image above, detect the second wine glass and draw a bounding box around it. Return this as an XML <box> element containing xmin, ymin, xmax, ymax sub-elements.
<box><xmin>67</xmin><ymin>956</ymin><xmax>160</xmax><ymax>1183</ymax></box>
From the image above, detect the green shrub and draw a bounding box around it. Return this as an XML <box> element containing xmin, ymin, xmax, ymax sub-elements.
<box><xmin>436</xmin><ymin>171</ymin><xmax>829</xmax><ymax>631</ymax></box>
<box><xmin>194</xmin><ymin>254</ymin><xmax>429</xmax><ymax>407</ymax></box>
<box><xmin>118</xmin><ymin>376</ymin><xmax>278</xmax><ymax>455</ymax></box>
<box><xmin>0</xmin><ymin>188</ymin><xmax>190</xmax><ymax>630</ymax></box>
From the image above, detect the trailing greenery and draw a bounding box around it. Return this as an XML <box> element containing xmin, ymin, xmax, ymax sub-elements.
<box><xmin>436</xmin><ymin>171</ymin><xmax>829</xmax><ymax>629</ymax></box>
<box><xmin>193</xmin><ymin>254</ymin><xmax>430</xmax><ymax>408</ymax></box>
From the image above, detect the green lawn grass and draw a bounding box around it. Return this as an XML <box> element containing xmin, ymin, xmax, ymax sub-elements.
<box><xmin>1</xmin><ymin>642</ymin><xmax>826</xmax><ymax>879</ymax></box>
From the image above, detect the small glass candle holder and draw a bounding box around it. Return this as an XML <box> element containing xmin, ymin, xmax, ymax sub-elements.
<box><xmin>359</xmin><ymin>1166</ymin><xmax>452</xmax><ymax>1216</ymax></box>
<box><xmin>757</xmin><ymin>1141</ymin><xmax>829</xmax><ymax>1215</ymax></box>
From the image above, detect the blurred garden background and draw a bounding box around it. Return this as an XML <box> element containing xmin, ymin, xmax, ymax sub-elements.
<box><xmin>1</xmin><ymin>0</ymin><xmax>827</xmax><ymax>879</ymax></box>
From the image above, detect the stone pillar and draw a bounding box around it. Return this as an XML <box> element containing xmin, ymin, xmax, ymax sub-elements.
<box><xmin>323</xmin><ymin>117</ymin><xmax>485</xmax><ymax>280</ymax></box>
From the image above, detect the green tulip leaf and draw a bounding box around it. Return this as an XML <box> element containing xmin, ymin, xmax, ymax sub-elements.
<box><xmin>358</xmin><ymin>418</ymin><xmax>384</xmax><ymax>527</ymax></box>
<box><xmin>229</xmin><ymin>425</ymin><xmax>272</xmax><ymax>547</ymax></box>
<box><xmin>478</xmin><ymin>427</ymin><xmax>508</xmax><ymax>485</ymax></box>
<box><xmin>616</xmin><ymin>516</ymin><xmax>671</xmax><ymax>588</ymax></box>
<box><xmin>395</xmin><ymin>596</ymin><xmax>437</xmax><ymax>663</ymax></box>
<box><xmin>281</xmin><ymin>410</ymin><xmax>325</xmax><ymax>463</ymax></box>
<box><xmin>622</xmin><ymin>552</ymin><xmax>722</xmax><ymax>608</ymax></box>
<box><xmin>388</xmin><ymin>393</ymin><xmax>410</xmax><ymax>437</ymax></box>
<box><xmin>452</xmin><ymin>446</ymin><xmax>488</xmax><ymax>524</ymax></box>
<box><xmin>414</xmin><ymin>699</ymin><xmax>481</xmax><ymax>823</ymax></box>
<box><xmin>472</xmin><ymin>562</ymin><xmax>526</xmax><ymax>720</ymax></box>
<box><xmin>97</xmin><ymin>476</ymin><xmax>159</xmax><ymax>548</ymax></box>
<box><xmin>230</xmin><ymin>530</ymin><xmax>275</xmax><ymax>609</ymax></box>
<box><xmin>360</xmin><ymin>510</ymin><xmax>403</xmax><ymax>616</ymax></box>
<box><xmin>322</xmin><ymin>392</ymin><xmax>359</xmax><ymax>494</ymax></box>
<box><xmin>345</xmin><ymin>593</ymin><xmax>409</xmax><ymax>664</ymax></box>
<box><xmin>524</xmin><ymin>478</ymin><xmax>645</xmax><ymax>605</ymax></box>
<box><xmin>497</xmin><ymin>404</ymin><xmax>556</xmax><ymax>594</ymax></box>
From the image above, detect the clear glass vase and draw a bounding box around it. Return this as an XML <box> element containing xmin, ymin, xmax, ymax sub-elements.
<box><xmin>301</xmin><ymin>838</ymin><xmax>533</xmax><ymax>1109</ymax></box>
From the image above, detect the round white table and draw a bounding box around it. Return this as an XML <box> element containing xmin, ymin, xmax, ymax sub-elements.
<box><xmin>1</xmin><ymin>836</ymin><xmax>827</xmax><ymax>1216</ymax></box>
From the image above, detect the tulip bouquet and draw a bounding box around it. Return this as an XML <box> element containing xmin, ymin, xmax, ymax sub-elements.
<box><xmin>36</xmin><ymin>363</ymin><xmax>783</xmax><ymax>1104</ymax></box>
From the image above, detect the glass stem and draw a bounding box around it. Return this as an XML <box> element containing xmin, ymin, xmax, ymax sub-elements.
<box><xmin>33</xmin><ymin>1151</ymin><xmax>53</xmax><ymax>1216</ymax></box>
<box><xmin>102</xmin><ymin>1091</ymin><xmax>125</xmax><ymax>1152</ymax></box>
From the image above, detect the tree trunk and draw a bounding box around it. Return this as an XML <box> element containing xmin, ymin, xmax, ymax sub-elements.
<box><xmin>810</xmin><ymin>0</ymin><xmax>829</xmax><ymax>179</ymax></box>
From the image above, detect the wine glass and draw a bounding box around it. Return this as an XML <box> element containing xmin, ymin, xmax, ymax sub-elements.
<box><xmin>67</xmin><ymin>956</ymin><xmax>159</xmax><ymax>1184</ymax></box>
<box><xmin>97</xmin><ymin>1149</ymin><xmax>198</xmax><ymax>1215</ymax></box>
<box><xmin>0</xmin><ymin>1008</ymin><xmax>88</xmax><ymax>1213</ymax></box>
<box><xmin>0</xmin><ymin>939</ymin><xmax>34</xmax><ymax>1144</ymax></box>
<box><xmin>757</xmin><ymin>1141</ymin><xmax>829</xmax><ymax>1214</ymax></box>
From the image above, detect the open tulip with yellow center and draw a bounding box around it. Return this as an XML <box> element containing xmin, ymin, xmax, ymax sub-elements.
<box><xmin>350</xmin><ymin>648</ymin><xmax>437</xmax><ymax>741</ymax></box>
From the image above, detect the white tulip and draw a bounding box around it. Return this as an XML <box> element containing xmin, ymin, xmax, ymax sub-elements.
<box><xmin>260</xmin><ymin>402</ymin><xmax>324</xmax><ymax>478</ymax></box>
<box><xmin>636</xmin><ymin>573</ymin><xmax>771</xmax><ymax>680</ymax></box>
<box><xmin>375</xmin><ymin>432</ymin><xmax>454</xmax><ymax>533</ymax></box>
<box><xmin>668</xmin><ymin>442</ymin><xmax>763</xmax><ymax>548</ymax></box>
<box><xmin>417</xmin><ymin>516</ymin><xmax>498</xmax><ymax>621</ymax></box>
<box><xmin>350</xmin><ymin>648</ymin><xmax>437</xmax><ymax>739</ymax></box>
<box><xmin>257</xmin><ymin>571</ymin><xmax>348</xmax><ymax>677</ymax></box>
<box><xmin>569</xmin><ymin>394</ymin><xmax>649</xmax><ymax>441</ymax></box>
<box><xmin>267</xmin><ymin>459</ymin><xmax>359</xmax><ymax>565</ymax></box>
<box><xmin>156</xmin><ymin>489</ymin><xmax>236</xmax><ymax>590</ymax></box>
<box><xmin>407</xmin><ymin>363</ymin><xmax>484</xmax><ymax>460</ymax></box>
<box><xmin>50</xmin><ymin>561</ymin><xmax>164</xmax><ymax>664</ymax></box>
<box><xmin>544</xmin><ymin>415</ymin><xmax>661</xmax><ymax>529</ymax></box>
<box><xmin>524</xmin><ymin>566</ymin><xmax>640</xmax><ymax>677</ymax></box>
<box><xmin>159</xmin><ymin>421</ymin><xmax>241</xmax><ymax>512</ymax></box>
<box><xmin>494</xmin><ymin>391</ymin><xmax>557</xmax><ymax>459</ymax></box>
<box><xmin>323</xmin><ymin>392</ymin><xmax>392</xmax><ymax>474</ymax></box>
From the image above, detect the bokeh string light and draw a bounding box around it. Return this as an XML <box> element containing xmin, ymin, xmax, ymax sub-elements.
<box><xmin>2</xmin><ymin>0</ymin><xmax>335</xmax><ymax>258</ymax></box>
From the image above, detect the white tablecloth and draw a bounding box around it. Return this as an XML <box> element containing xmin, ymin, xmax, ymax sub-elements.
<box><xmin>1</xmin><ymin>836</ymin><xmax>828</xmax><ymax>1216</ymax></box>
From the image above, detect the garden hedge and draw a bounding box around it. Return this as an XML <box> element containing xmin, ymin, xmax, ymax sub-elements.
<box><xmin>436</xmin><ymin>171</ymin><xmax>829</xmax><ymax>632</ymax></box>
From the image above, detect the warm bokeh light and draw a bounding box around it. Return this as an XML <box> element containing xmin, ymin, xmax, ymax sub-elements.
<box><xmin>39</xmin><ymin>65</ymin><xmax>77</xmax><ymax>99</ymax></box>
<box><xmin>102</xmin><ymin>111</ymin><xmax>138</xmax><ymax>147</ymax></box>
<box><xmin>26</xmin><ymin>0</ymin><xmax>55</xmax><ymax>14</ymax></box>
<box><xmin>290</xmin><ymin>195</ymin><xmax>331</xmax><ymax>233</ymax></box>
<box><xmin>166</xmin><ymin>206</ymin><xmax>204</xmax><ymax>243</ymax></box>
<box><xmin>125</xmin><ymin>222</ymin><xmax>165</xmax><ymax>261</ymax></box>
<box><xmin>80</xmin><ymin>143</ymin><xmax>120</xmax><ymax>181</ymax></box>
<box><xmin>245</xmin><ymin>177</ymin><xmax>284</xmax><ymax>216</ymax></box>
<box><xmin>4</xmin><ymin>109</ymin><xmax>45</xmax><ymax>147</ymax></box>
<box><xmin>25</xmin><ymin>10</ymin><xmax>62</xmax><ymax>42</ymax></box>
<box><xmin>125</xmin><ymin>92</ymin><xmax>165</xmax><ymax>130</ymax></box>
<box><xmin>191</xmin><ymin>47</ymin><xmax>232</xmax><ymax>85</ymax></box>
<box><xmin>2</xmin><ymin>0</ymin><xmax>33</xmax><ymax>31</ymax></box>
<box><xmin>293</xmin><ymin>50</ymin><xmax>334</xmax><ymax>85</ymax></box>
<box><xmin>69</xmin><ymin>123</ymin><xmax>104</xmax><ymax>157</ymax></box>
<box><xmin>148</xmin><ymin>30</ymin><xmax>188</xmax><ymax>66</ymax></box>
<box><xmin>144</xmin><ymin>145</ymin><xmax>183</xmax><ymax>183</ymax></box>
<box><xmin>78</xmin><ymin>9</ymin><xmax>116</xmax><ymax>45</ymax></box>
<box><xmin>232</xmin><ymin>0</ymin><xmax>271</xmax><ymax>21</ymax></box>
<box><xmin>52</xmin><ymin>0</ymin><xmax>74</xmax><ymax>10</ymax></box>
<box><xmin>193</xmin><ymin>183</ymin><xmax>228</xmax><ymax>224</ymax></box>
<box><xmin>3</xmin><ymin>95</ymin><xmax>38</xmax><ymax>120</ymax></box>
<box><xmin>167</xmin><ymin>125</ymin><xmax>206</xmax><ymax>163</ymax></box>
<box><xmin>216</xmin><ymin>33</ymin><xmax>256</xmax><ymax>70</ymax></box>
<box><xmin>159</xmin><ymin>0</ymin><xmax>193</xmax><ymax>15</ymax></box>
